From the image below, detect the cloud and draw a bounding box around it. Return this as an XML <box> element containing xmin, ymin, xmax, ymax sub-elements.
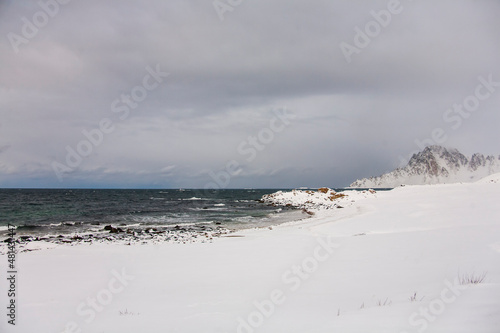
<box><xmin>0</xmin><ymin>0</ymin><xmax>499</xmax><ymax>188</ymax></box>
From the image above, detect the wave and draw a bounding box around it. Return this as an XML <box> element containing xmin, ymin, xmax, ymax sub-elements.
<box><xmin>16</xmin><ymin>225</ymin><xmax>43</xmax><ymax>230</ymax></box>
<box><xmin>188</xmin><ymin>207</ymin><xmax>227</xmax><ymax>211</ymax></box>
<box><xmin>234</xmin><ymin>216</ymin><xmax>253</xmax><ymax>222</ymax></box>
<box><xmin>63</xmin><ymin>222</ymin><xmax>79</xmax><ymax>226</ymax></box>
<box><xmin>0</xmin><ymin>226</ymin><xmax>15</xmax><ymax>231</ymax></box>
<box><xmin>183</xmin><ymin>197</ymin><xmax>212</xmax><ymax>201</ymax></box>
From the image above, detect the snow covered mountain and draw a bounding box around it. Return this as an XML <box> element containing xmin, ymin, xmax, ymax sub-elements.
<box><xmin>350</xmin><ymin>146</ymin><xmax>500</xmax><ymax>188</ymax></box>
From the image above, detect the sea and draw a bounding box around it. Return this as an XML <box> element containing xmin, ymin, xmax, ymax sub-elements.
<box><xmin>0</xmin><ymin>188</ymin><xmax>311</xmax><ymax>237</ymax></box>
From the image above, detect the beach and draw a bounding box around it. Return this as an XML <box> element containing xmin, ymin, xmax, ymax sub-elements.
<box><xmin>1</xmin><ymin>177</ymin><xmax>500</xmax><ymax>333</ymax></box>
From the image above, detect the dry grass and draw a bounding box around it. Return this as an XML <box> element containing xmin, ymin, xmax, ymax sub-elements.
<box><xmin>377</xmin><ymin>298</ymin><xmax>392</xmax><ymax>306</ymax></box>
<box><xmin>118</xmin><ymin>308</ymin><xmax>140</xmax><ymax>316</ymax></box>
<box><xmin>409</xmin><ymin>292</ymin><xmax>425</xmax><ymax>302</ymax></box>
<box><xmin>458</xmin><ymin>271</ymin><xmax>487</xmax><ymax>285</ymax></box>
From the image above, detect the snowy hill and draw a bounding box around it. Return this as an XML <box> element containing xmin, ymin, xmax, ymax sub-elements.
<box><xmin>350</xmin><ymin>146</ymin><xmax>500</xmax><ymax>188</ymax></box>
<box><xmin>477</xmin><ymin>172</ymin><xmax>500</xmax><ymax>184</ymax></box>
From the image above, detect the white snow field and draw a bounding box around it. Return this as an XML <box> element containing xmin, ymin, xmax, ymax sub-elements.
<box><xmin>1</xmin><ymin>176</ymin><xmax>500</xmax><ymax>333</ymax></box>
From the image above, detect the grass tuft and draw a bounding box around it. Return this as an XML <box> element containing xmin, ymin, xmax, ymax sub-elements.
<box><xmin>119</xmin><ymin>308</ymin><xmax>140</xmax><ymax>316</ymax></box>
<box><xmin>458</xmin><ymin>271</ymin><xmax>487</xmax><ymax>285</ymax></box>
<box><xmin>377</xmin><ymin>297</ymin><xmax>392</xmax><ymax>306</ymax></box>
<box><xmin>409</xmin><ymin>292</ymin><xmax>424</xmax><ymax>302</ymax></box>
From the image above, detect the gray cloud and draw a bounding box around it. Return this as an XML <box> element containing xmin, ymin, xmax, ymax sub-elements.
<box><xmin>1</xmin><ymin>0</ymin><xmax>499</xmax><ymax>188</ymax></box>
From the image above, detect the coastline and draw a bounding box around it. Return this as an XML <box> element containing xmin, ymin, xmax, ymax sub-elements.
<box><xmin>0</xmin><ymin>188</ymin><xmax>313</xmax><ymax>250</ymax></box>
<box><xmin>1</xmin><ymin>181</ymin><xmax>499</xmax><ymax>332</ymax></box>
<box><xmin>0</xmin><ymin>188</ymin><xmax>375</xmax><ymax>252</ymax></box>
<box><xmin>0</xmin><ymin>210</ymin><xmax>311</xmax><ymax>254</ymax></box>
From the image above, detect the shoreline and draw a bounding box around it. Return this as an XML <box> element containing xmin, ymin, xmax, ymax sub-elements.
<box><xmin>1</xmin><ymin>187</ymin><xmax>367</xmax><ymax>253</ymax></box>
<box><xmin>0</xmin><ymin>211</ymin><xmax>314</xmax><ymax>254</ymax></box>
<box><xmin>1</xmin><ymin>181</ymin><xmax>499</xmax><ymax>332</ymax></box>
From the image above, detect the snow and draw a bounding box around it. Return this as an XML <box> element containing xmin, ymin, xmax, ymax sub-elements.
<box><xmin>260</xmin><ymin>188</ymin><xmax>377</xmax><ymax>211</ymax></box>
<box><xmin>1</xmin><ymin>180</ymin><xmax>500</xmax><ymax>332</ymax></box>
<box><xmin>476</xmin><ymin>172</ymin><xmax>500</xmax><ymax>184</ymax></box>
<box><xmin>23</xmin><ymin>241</ymin><xmax>59</xmax><ymax>252</ymax></box>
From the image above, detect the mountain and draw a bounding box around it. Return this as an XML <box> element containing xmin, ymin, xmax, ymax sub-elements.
<box><xmin>350</xmin><ymin>146</ymin><xmax>500</xmax><ymax>188</ymax></box>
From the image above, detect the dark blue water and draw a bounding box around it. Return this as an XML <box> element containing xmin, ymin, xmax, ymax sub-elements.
<box><xmin>0</xmin><ymin>189</ymin><xmax>305</xmax><ymax>236</ymax></box>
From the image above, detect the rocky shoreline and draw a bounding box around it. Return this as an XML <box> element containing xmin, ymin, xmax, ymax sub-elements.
<box><xmin>1</xmin><ymin>224</ymin><xmax>233</xmax><ymax>253</ymax></box>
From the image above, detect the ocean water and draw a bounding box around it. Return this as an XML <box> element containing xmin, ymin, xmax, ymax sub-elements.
<box><xmin>0</xmin><ymin>189</ymin><xmax>306</xmax><ymax>236</ymax></box>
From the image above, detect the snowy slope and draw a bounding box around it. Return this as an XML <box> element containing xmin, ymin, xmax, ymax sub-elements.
<box><xmin>350</xmin><ymin>145</ymin><xmax>500</xmax><ymax>188</ymax></box>
<box><xmin>476</xmin><ymin>172</ymin><xmax>500</xmax><ymax>184</ymax></box>
<box><xmin>1</xmin><ymin>178</ymin><xmax>499</xmax><ymax>333</ymax></box>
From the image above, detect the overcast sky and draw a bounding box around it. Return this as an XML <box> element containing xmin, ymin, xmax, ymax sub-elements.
<box><xmin>0</xmin><ymin>0</ymin><xmax>499</xmax><ymax>188</ymax></box>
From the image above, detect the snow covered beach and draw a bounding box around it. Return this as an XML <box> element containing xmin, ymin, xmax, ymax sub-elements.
<box><xmin>1</xmin><ymin>177</ymin><xmax>500</xmax><ymax>333</ymax></box>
